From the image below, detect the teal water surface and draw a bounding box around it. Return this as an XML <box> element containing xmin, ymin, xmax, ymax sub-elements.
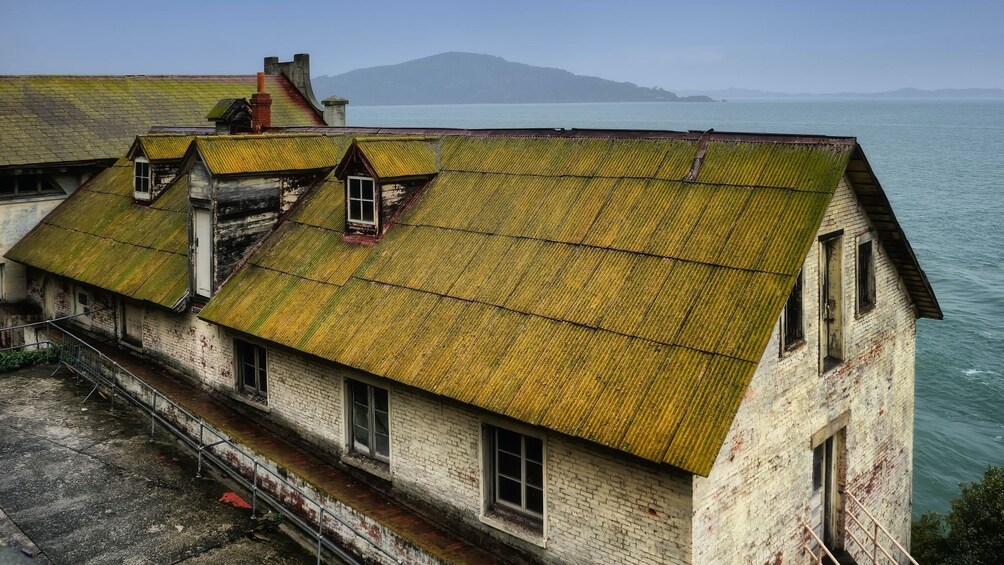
<box><xmin>348</xmin><ymin>100</ymin><xmax>1004</xmax><ymax>517</ymax></box>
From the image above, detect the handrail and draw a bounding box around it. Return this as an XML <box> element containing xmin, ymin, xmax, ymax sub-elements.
<box><xmin>843</xmin><ymin>491</ymin><xmax>919</xmax><ymax>565</ymax></box>
<box><xmin>3</xmin><ymin>319</ymin><xmax>402</xmax><ymax>564</ymax></box>
<box><xmin>801</xmin><ymin>521</ymin><xmax>841</xmax><ymax>565</ymax></box>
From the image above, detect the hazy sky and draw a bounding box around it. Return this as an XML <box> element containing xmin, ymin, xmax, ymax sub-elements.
<box><xmin>2</xmin><ymin>0</ymin><xmax>1002</xmax><ymax>92</ymax></box>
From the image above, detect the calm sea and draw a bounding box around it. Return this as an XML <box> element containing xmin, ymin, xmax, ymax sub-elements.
<box><xmin>348</xmin><ymin>100</ymin><xmax>1004</xmax><ymax>517</ymax></box>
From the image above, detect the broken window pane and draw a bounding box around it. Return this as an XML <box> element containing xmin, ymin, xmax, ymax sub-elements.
<box><xmin>782</xmin><ymin>270</ymin><xmax>804</xmax><ymax>351</ymax></box>
<box><xmin>235</xmin><ymin>339</ymin><xmax>267</xmax><ymax>400</ymax></box>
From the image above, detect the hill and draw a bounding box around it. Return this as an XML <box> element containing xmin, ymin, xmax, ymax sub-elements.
<box><xmin>313</xmin><ymin>52</ymin><xmax>714</xmax><ymax>106</ymax></box>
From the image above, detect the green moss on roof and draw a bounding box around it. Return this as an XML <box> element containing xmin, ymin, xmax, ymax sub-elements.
<box><xmin>6</xmin><ymin>158</ymin><xmax>189</xmax><ymax>309</ymax></box>
<box><xmin>200</xmin><ymin>135</ymin><xmax>855</xmax><ymax>476</ymax></box>
<box><xmin>135</xmin><ymin>135</ymin><xmax>197</xmax><ymax>161</ymax></box>
<box><xmin>0</xmin><ymin>75</ymin><xmax>323</xmax><ymax>167</ymax></box>
<box><xmin>353</xmin><ymin>138</ymin><xmax>438</xmax><ymax>179</ymax></box>
<box><xmin>193</xmin><ymin>134</ymin><xmax>348</xmax><ymax>176</ymax></box>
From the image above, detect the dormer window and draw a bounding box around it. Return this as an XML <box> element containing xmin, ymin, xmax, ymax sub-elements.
<box><xmin>134</xmin><ymin>158</ymin><xmax>151</xmax><ymax>199</ymax></box>
<box><xmin>347</xmin><ymin>176</ymin><xmax>376</xmax><ymax>225</ymax></box>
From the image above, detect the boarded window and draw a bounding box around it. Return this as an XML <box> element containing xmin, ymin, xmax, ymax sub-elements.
<box><xmin>781</xmin><ymin>270</ymin><xmax>804</xmax><ymax>352</ymax></box>
<box><xmin>485</xmin><ymin>425</ymin><xmax>544</xmax><ymax>520</ymax></box>
<box><xmin>347</xmin><ymin>176</ymin><xmax>376</xmax><ymax>225</ymax></box>
<box><xmin>857</xmin><ymin>238</ymin><xmax>876</xmax><ymax>313</ymax></box>
<box><xmin>235</xmin><ymin>339</ymin><xmax>267</xmax><ymax>400</ymax></box>
<box><xmin>348</xmin><ymin>380</ymin><xmax>390</xmax><ymax>462</ymax></box>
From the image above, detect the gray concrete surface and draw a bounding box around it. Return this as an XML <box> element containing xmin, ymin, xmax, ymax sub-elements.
<box><xmin>0</xmin><ymin>365</ymin><xmax>316</xmax><ymax>565</ymax></box>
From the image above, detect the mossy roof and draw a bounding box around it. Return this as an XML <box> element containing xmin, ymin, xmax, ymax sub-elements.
<box><xmin>0</xmin><ymin>75</ymin><xmax>323</xmax><ymax>168</ymax></box>
<box><xmin>7</xmin><ymin>133</ymin><xmax>354</xmax><ymax>309</ymax></box>
<box><xmin>189</xmin><ymin>134</ymin><xmax>347</xmax><ymax>176</ymax></box>
<box><xmin>200</xmin><ymin>133</ymin><xmax>856</xmax><ymax>476</ymax></box>
<box><xmin>130</xmin><ymin>135</ymin><xmax>197</xmax><ymax>161</ymax></box>
<box><xmin>346</xmin><ymin>138</ymin><xmax>439</xmax><ymax>179</ymax></box>
<box><xmin>6</xmin><ymin>157</ymin><xmax>190</xmax><ymax>308</ymax></box>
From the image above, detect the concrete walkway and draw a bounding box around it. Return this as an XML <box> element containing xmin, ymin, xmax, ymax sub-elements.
<box><xmin>0</xmin><ymin>366</ymin><xmax>315</xmax><ymax>565</ymax></box>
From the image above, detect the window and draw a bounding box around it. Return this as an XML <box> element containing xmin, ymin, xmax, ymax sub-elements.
<box><xmin>348</xmin><ymin>380</ymin><xmax>389</xmax><ymax>462</ymax></box>
<box><xmin>486</xmin><ymin>425</ymin><xmax>544</xmax><ymax>520</ymax></box>
<box><xmin>0</xmin><ymin>175</ymin><xmax>63</xmax><ymax>198</ymax></box>
<box><xmin>235</xmin><ymin>339</ymin><xmax>268</xmax><ymax>400</ymax></box>
<box><xmin>347</xmin><ymin>176</ymin><xmax>376</xmax><ymax>225</ymax></box>
<box><xmin>857</xmin><ymin>237</ymin><xmax>876</xmax><ymax>314</ymax></box>
<box><xmin>75</xmin><ymin>289</ymin><xmax>91</xmax><ymax>315</ymax></box>
<box><xmin>134</xmin><ymin>158</ymin><xmax>151</xmax><ymax>195</ymax></box>
<box><xmin>821</xmin><ymin>234</ymin><xmax>844</xmax><ymax>370</ymax></box>
<box><xmin>780</xmin><ymin>270</ymin><xmax>804</xmax><ymax>352</ymax></box>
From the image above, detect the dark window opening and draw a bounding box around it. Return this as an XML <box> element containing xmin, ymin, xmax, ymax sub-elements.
<box><xmin>812</xmin><ymin>443</ymin><xmax>824</xmax><ymax>490</ymax></box>
<box><xmin>0</xmin><ymin>175</ymin><xmax>63</xmax><ymax>198</ymax></box>
<box><xmin>134</xmin><ymin>160</ymin><xmax>151</xmax><ymax>194</ymax></box>
<box><xmin>781</xmin><ymin>270</ymin><xmax>804</xmax><ymax>352</ymax></box>
<box><xmin>235</xmin><ymin>339</ymin><xmax>267</xmax><ymax>400</ymax></box>
<box><xmin>486</xmin><ymin>425</ymin><xmax>544</xmax><ymax>520</ymax></box>
<box><xmin>347</xmin><ymin>176</ymin><xmax>376</xmax><ymax>224</ymax></box>
<box><xmin>349</xmin><ymin>380</ymin><xmax>390</xmax><ymax>462</ymax></box>
<box><xmin>857</xmin><ymin>239</ymin><xmax>876</xmax><ymax>314</ymax></box>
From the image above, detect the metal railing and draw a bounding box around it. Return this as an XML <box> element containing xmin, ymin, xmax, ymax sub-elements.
<box><xmin>843</xmin><ymin>491</ymin><xmax>919</xmax><ymax>565</ymax></box>
<box><xmin>4</xmin><ymin>318</ymin><xmax>403</xmax><ymax>565</ymax></box>
<box><xmin>801</xmin><ymin>521</ymin><xmax>841</xmax><ymax>564</ymax></box>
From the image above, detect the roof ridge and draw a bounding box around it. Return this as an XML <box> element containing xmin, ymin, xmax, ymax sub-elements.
<box><xmin>0</xmin><ymin>74</ymin><xmax>254</xmax><ymax>79</ymax></box>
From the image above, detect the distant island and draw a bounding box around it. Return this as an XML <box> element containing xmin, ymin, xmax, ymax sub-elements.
<box><xmin>312</xmin><ymin>52</ymin><xmax>715</xmax><ymax>106</ymax></box>
<box><xmin>674</xmin><ymin>86</ymin><xmax>1004</xmax><ymax>100</ymax></box>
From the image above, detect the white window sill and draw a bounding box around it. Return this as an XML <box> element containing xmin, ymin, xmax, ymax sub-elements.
<box><xmin>479</xmin><ymin>509</ymin><xmax>547</xmax><ymax>548</ymax></box>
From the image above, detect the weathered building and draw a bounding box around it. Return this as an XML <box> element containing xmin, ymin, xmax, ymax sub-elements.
<box><xmin>0</xmin><ymin>54</ymin><xmax>337</xmax><ymax>302</ymax></box>
<box><xmin>6</xmin><ymin>126</ymin><xmax>940</xmax><ymax>564</ymax></box>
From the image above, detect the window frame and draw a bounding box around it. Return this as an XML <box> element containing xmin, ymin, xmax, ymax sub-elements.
<box><xmin>0</xmin><ymin>175</ymin><xmax>64</xmax><ymax>199</ymax></box>
<box><xmin>483</xmin><ymin>424</ymin><xmax>545</xmax><ymax>524</ymax></box>
<box><xmin>856</xmin><ymin>234</ymin><xmax>876</xmax><ymax>315</ymax></box>
<box><xmin>134</xmin><ymin>157</ymin><xmax>151</xmax><ymax>197</ymax></box>
<box><xmin>234</xmin><ymin>339</ymin><xmax>268</xmax><ymax>401</ymax></box>
<box><xmin>780</xmin><ymin>269</ymin><xmax>805</xmax><ymax>354</ymax></box>
<box><xmin>346</xmin><ymin>175</ymin><xmax>377</xmax><ymax>226</ymax></box>
<box><xmin>347</xmin><ymin>379</ymin><xmax>390</xmax><ymax>464</ymax></box>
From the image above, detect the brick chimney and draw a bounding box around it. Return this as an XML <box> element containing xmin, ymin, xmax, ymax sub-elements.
<box><xmin>250</xmin><ymin>72</ymin><xmax>271</xmax><ymax>132</ymax></box>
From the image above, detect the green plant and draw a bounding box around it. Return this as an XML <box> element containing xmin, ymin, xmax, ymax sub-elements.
<box><xmin>0</xmin><ymin>345</ymin><xmax>61</xmax><ymax>373</ymax></box>
<box><xmin>912</xmin><ymin>465</ymin><xmax>1004</xmax><ymax>564</ymax></box>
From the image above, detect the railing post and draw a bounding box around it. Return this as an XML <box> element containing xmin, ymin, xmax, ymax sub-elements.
<box><xmin>150</xmin><ymin>392</ymin><xmax>157</xmax><ymax>439</ymax></box>
<box><xmin>873</xmin><ymin>521</ymin><xmax>879</xmax><ymax>564</ymax></box>
<box><xmin>251</xmin><ymin>461</ymin><xmax>258</xmax><ymax>518</ymax></box>
<box><xmin>317</xmin><ymin>507</ymin><xmax>325</xmax><ymax>565</ymax></box>
<box><xmin>196</xmin><ymin>422</ymin><xmax>205</xmax><ymax>479</ymax></box>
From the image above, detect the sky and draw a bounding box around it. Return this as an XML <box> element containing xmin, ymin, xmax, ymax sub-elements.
<box><xmin>1</xmin><ymin>0</ymin><xmax>1002</xmax><ymax>93</ymax></box>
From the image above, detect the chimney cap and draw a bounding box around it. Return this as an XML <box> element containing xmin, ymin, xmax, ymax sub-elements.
<box><xmin>322</xmin><ymin>95</ymin><xmax>349</xmax><ymax>106</ymax></box>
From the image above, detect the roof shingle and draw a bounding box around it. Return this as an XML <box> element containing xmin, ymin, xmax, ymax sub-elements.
<box><xmin>0</xmin><ymin>75</ymin><xmax>323</xmax><ymax>168</ymax></box>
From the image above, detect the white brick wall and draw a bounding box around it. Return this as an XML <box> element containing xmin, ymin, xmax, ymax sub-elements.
<box><xmin>691</xmin><ymin>175</ymin><xmax>917</xmax><ymax>564</ymax></box>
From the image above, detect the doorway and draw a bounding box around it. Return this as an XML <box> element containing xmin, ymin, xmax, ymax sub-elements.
<box><xmin>810</xmin><ymin>428</ymin><xmax>847</xmax><ymax>558</ymax></box>
<box><xmin>193</xmin><ymin>208</ymin><xmax>212</xmax><ymax>297</ymax></box>
<box><xmin>121</xmin><ymin>302</ymin><xmax>143</xmax><ymax>347</ymax></box>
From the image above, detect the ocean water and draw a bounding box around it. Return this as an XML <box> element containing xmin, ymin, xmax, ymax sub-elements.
<box><xmin>348</xmin><ymin>100</ymin><xmax>1004</xmax><ymax>517</ymax></box>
